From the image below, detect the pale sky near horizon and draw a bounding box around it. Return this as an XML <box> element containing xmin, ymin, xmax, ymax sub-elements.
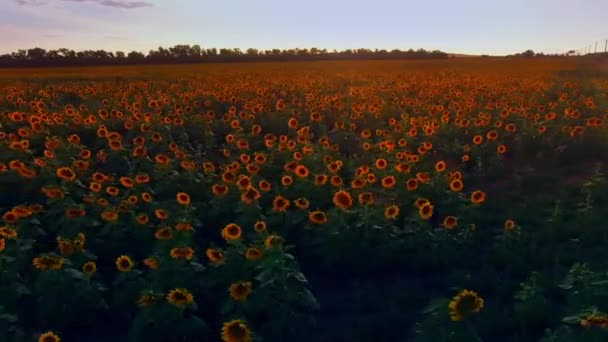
<box><xmin>1</xmin><ymin>0</ymin><xmax>607</xmax><ymax>55</ymax></box>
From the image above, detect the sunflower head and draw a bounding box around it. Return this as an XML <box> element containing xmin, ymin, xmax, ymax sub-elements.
<box><xmin>166</xmin><ymin>288</ymin><xmax>194</xmax><ymax>308</ymax></box>
<box><xmin>384</xmin><ymin>205</ymin><xmax>399</xmax><ymax>220</ymax></box>
<box><xmin>229</xmin><ymin>281</ymin><xmax>253</xmax><ymax>302</ymax></box>
<box><xmin>245</xmin><ymin>247</ymin><xmax>263</xmax><ymax>261</ymax></box>
<box><xmin>448</xmin><ymin>289</ymin><xmax>484</xmax><ymax>321</ymax></box>
<box><xmin>222</xmin><ymin>223</ymin><xmax>242</xmax><ymax>241</ymax></box>
<box><xmin>115</xmin><ymin>255</ymin><xmax>134</xmax><ymax>272</ymax></box>
<box><xmin>38</xmin><ymin>331</ymin><xmax>61</xmax><ymax>342</ymax></box>
<box><xmin>332</xmin><ymin>190</ymin><xmax>353</xmax><ymax>210</ymax></box>
<box><xmin>221</xmin><ymin>320</ymin><xmax>252</xmax><ymax>342</ymax></box>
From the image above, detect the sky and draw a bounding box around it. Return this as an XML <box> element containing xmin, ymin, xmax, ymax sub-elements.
<box><xmin>1</xmin><ymin>0</ymin><xmax>607</xmax><ymax>56</ymax></box>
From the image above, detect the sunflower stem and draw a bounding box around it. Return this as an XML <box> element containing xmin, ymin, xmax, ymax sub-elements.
<box><xmin>464</xmin><ymin>319</ymin><xmax>483</xmax><ymax>342</ymax></box>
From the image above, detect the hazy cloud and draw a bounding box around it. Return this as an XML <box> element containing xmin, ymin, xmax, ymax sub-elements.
<box><xmin>15</xmin><ymin>0</ymin><xmax>47</xmax><ymax>5</ymax></box>
<box><xmin>15</xmin><ymin>0</ymin><xmax>153</xmax><ymax>9</ymax></box>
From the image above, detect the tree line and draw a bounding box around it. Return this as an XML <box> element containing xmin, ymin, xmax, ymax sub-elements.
<box><xmin>0</xmin><ymin>45</ymin><xmax>450</xmax><ymax>67</ymax></box>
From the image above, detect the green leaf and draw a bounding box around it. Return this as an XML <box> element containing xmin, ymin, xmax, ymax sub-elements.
<box><xmin>422</xmin><ymin>298</ymin><xmax>448</xmax><ymax>314</ymax></box>
<box><xmin>255</xmin><ymin>269</ymin><xmax>272</xmax><ymax>283</ymax></box>
<box><xmin>65</xmin><ymin>268</ymin><xmax>86</xmax><ymax>280</ymax></box>
<box><xmin>301</xmin><ymin>289</ymin><xmax>320</xmax><ymax>310</ymax></box>
<box><xmin>15</xmin><ymin>284</ymin><xmax>31</xmax><ymax>295</ymax></box>
<box><xmin>561</xmin><ymin>316</ymin><xmax>581</xmax><ymax>324</ymax></box>
<box><xmin>290</xmin><ymin>272</ymin><xmax>308</xmax><ymax>284</ymax></box>
<box><xmin>0</xmin><ymin>313</ymin><xmax>18</xmax><ymax>323</ymax></box>
<box><xmin>190</xmin><ymin>262</ymin><xmax>206</xmax><ymax>273</ymax></box>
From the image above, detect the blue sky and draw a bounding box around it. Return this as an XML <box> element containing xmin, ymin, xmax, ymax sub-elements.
<box><xmin>1</xmin><ymin>0</ymin><xmax>607</xmax><ymax>55</ymax></box>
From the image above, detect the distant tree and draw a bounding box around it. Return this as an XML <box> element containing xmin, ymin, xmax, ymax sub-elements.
<box><xmin>128</xmin><ymin>51</ymin><xmax>145</xmax><ymax>60</ymax></box>
<box><xmin>27</xmin><ymin>47</ymin><xmax>46</xmax><ymax>61</ymax></box>
<box><xmin>246</xmin><ymin>48</ymin><xmax>259</xmax><ymax>56</ymax></box>
<box><xmin>0</xmin><ymin>45</ymin><xmax>451</xmax><ymax>67</ymax></box>
<box><xmin>521</xmin><ymin>49</ymin><xmax>536</xmax><ymax>57</ymax></box>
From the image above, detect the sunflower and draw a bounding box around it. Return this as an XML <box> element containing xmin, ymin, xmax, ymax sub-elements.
<box><xmin>406</xmin><ymin>178</ymin><xmax>418</xmax><ymax>191</ymax></box>
<box><xmin>245</xmin><ymin>247</ymin><xmax>263</xmax><ymax>261</ymax></box>
<box><xmin>170</xmin><ymin>247</ymin><xmax>194</xmax><ymax>260</ymax></box>
<box><xmin>314</xmin><ymin>174</ymin><xmax>328</xmax><ymax>186</ymax></box>
<box><xmin>65</xmin><ymin>207</ymin><xmax>86</xmax><ymax>219</ymax></box>
<box><xmin>82</xmin><ymin>261</ymin><xmax>96</xmax><ymax>274</ymax></box>
<box><xmin>154</xmin><ymin>209</ymin><xmax>169</xmax><ymax>220</ymax></box>
<box><xmin>176</xmin><ymin>192</ymin><xmax>191</xmax><ymax>206</ymax></box>
<box><xmin>211</xmin><ymin>184</ymin><xmax>229</xmax><ymax>196</ymax></box>
<box><xmin>449</xmin><ymin>179</ymin><xmax>464</xmax><ymax>192</ymax></box>
<box><xmin>294</xmin><ymin>197</ymin><xmax>310</xmax><ymax>209</ymax></box>
<box><xmin>221</xmin><ymin>320</ymin><xmax>252</xmax><ymax>342</ymax></box>
<box><xmin>57</xmin><ymin>237</ymin><xmax>74</xmax><ymax>255</ymax></box>
<box><xmin>333</xmin><ymin>190</ymin><xmax>353</xmax><ymax>210</ymax></box>
<box><xmin>141</xmin><ymin>192</ymin><xmax>152</xmax><ymax>202</ymax></box>
<box><xmin>294</xmin><ymin>165</ymin><xmax>309</xmax><ymax>178</ymax></box>
<box><xmin>135</xmin><ymin>214</ymin><xmax>150</xmax><ymax>225</ymax></box>
<box><xmin>253</xmin><ymin>221</ymin><xmax>267</xmax><ymax>233</ymax></box>
<box><xmin>580</xmin><ymin>313</ymin><xmax>608</xmax><ymax>328</ymax></box>
<box><xmin>308</xmin><ymin>210</ymin><xmax>328</xmax><ymax>224</ymax></box>
<box><xmin>497</xmin><ymin>145</ymin><xmax>507</xmax><ymax>154</ymax></box>
<box><xmin>38</xmin><ymin>331</ymin><xmax>61</xmax><ymax>342</ymax></box>
<box><xmin>264</xmin><ymin>235</ymin><xmax>283</xmax><ymax>249</ymax></box>
<box><xmin>56</xmin><ymin>167</ymin><xmax>76</xmax><ymax>181</ymax></box>
<box><xmin>154</xmin><ymin>227</ymin><xmax>173</xmax><ymax>240</ymax></box>
<box><xmin>470</xmin><ymin>190</ymin><xmax>486</xmax><ymax>204</ymax></box>
<box><xmin>0</xmin><ymin>227</ymin><xmax>17</xmax><ymax>239</ymax></box>
<box><xmin>327</xmin><ymin>161</ymin><xmax>341</xmax><ymax>173</ymax></box>
<box><xmin>435</xmin><ymin>160</ymin><xmax>447</xmax><ymax>172</ymax></box>
<box><xmin>222</xmin><ymin>223</ymin><xmax>242</xmax><ymax>241</ymax></box>
<box><xmin>418</xmin><ymin>202</ymin><xmax>434</xmax><ymax>221</ymax></box>
<box><xmin>222</xmin><ymin>171</ymin><xmax>236</xmax><ymax>183</ymax></box>
<box><xmin>236</xmin><ymin>176</ymin><xmax>251</xmax><ymax>190</ymax></box>
<box><xmin>229</xmin><ymin>281</ymin><xmax>253</xmax><ymax>302</ymax></box>
<box><xmin>106</xmin><ymin>186</ymin><xmax>120</xmax><ymax>197</ymax></box>
<box><xmin>448</xmin><ymin>289</ymin><xmax>484</xmax><ymax>321</ymax></box>
<box><xmin>135</xmin><ymin>174</ymin><xmax>150</xmax><ymax>184</ymax></box>
<box><xmin>136</xmin><ymin>255</ymin><xmax>156</xmax><ymax>269</ymax></box>
<box><xmin>41</xmin><ymin>186</ymin><xmax>64</xmax><ymax>199</ymax></box>
<box><xmin>441</xmin><ymin>216</ymin><xmax>458</xmax><ymax>229</ymax></box>
<box><xmin>280</xmin><ymin>175</ymin><xmax>293</xmax><ymax>186</ymax></box>
<box><xmin>0</xmin><ymin>238</ymin><xmax>5</xmax><ymax>252</ymax></box>
<box><xmin>351</xmin><ymin>178</ymin><xmax>366</xmax><ymax>189</ymax></box>
<box><xmin>384</xmin><ymin>205</ymin><xmax>399</xmax><ymax>220</ymax></box>
<box><xmin>258</xmin><ymin>180</ymin><xmax>271</xmax><ymax>192</ymax></box>
<box><xmin>375</xmin><ymin>158</ymin><xmax>387</xmax><ymax>169</ymax></box>
<box><xmin>119</xmin><ymin>176</ymin><xmax>134</xmax><ymax>188</ymax></box>
<box><xmin>246</xmin><ymin>164</ymin><xmax>260</xmax><ymax>175</ymax></box>
<box><xmin>272</xmin><ymin>196</ymin><xmax>290</xmax><ymax>212</ymax></box>
<box><xmin>381</xmin><ymin>175</ymin><xmax>396</xmax><ymax>188</ymax></box>
<box><xmin>166</xmin><ymin>288</ymin><xmax>194</xmax><ymax>308</ymax></box>
<box><xmin>357</xmin><ymin>192</ymin><xmax>374</xmax><ymax>206</ymax></box>
<box><xmin>504</xmin><ymin>219</ymin><xmax>515</xmax><ymax>231</ymax></box>
<box><xmin>240</xmin><ymin>187</ymin><xmax>261</xmax><ymax>204</ymax></box>
<box><xmin>32</xmin><ymin>255</ymin><xmax>63</xmax><ymax>271</ymax></box>
<box><xmin>472</xmin><ymin>135</ymin><xmax>483</xmax><ymax>145</ymax></box>
<box><xmin>137</xmin><ymin>292</ymin><xmax>164</xmax><ymax>308</ymax></box>
<box><xmin>206</xmin><ymin>248</ymin><xmax>225</xmax><ymax>265</ymax></box>
<box><xmin>115</xmin><ymin>255</ymin><xmax>134</xmax><ymax>272</ymax></box>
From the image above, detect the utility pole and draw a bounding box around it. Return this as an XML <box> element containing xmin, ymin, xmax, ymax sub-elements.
<box><xmin>595</xmin><ymin>41</ymin><xmax>598</xmax><ymax>54</ymax></box>
<box><xmin>604</xmin><ymin>39</ymin><xmax>607</xmax><ymax>53</ymax></box>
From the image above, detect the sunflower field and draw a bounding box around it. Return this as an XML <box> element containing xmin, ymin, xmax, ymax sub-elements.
<box><xmin>1</xmin><ymin>58</ymin><xmax>608</xmax><ymax>342</ymax></box>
